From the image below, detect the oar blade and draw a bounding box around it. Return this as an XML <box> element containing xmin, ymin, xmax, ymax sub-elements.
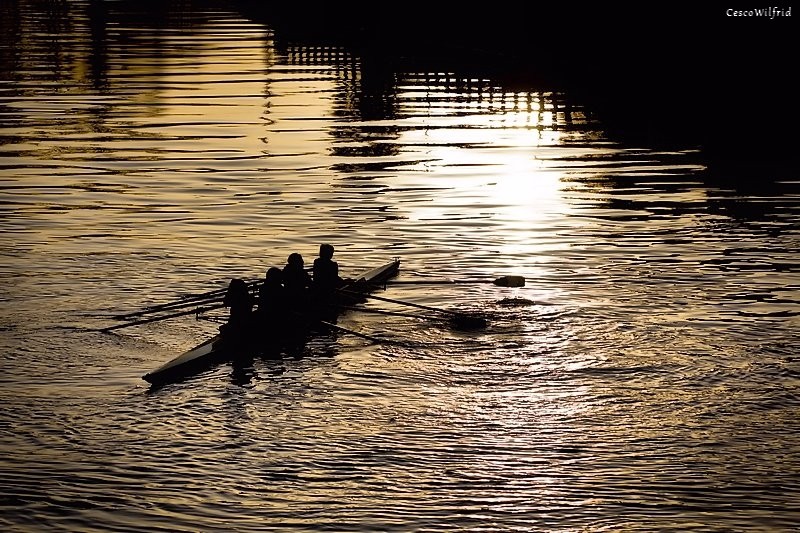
<box><xmin>493</xmin><ymin>275</ymin><xmax>525</xmax><ymax>287</ymax></box>
<box><xmin>449</xmin><ymin>313</ymin><xmax>489</xmax><ymax>330</ymax></box>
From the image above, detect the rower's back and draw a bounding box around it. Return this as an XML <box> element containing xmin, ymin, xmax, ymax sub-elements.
<box><xmin>259</xmin><ymin>267</ymin><xmax>285</xmax><ymax>311</ymax></box>
<box><xmin>222</xmin><ymin>278</ymin><xmax>253</xmax><ymax>335</ymax></box>
<box><xmin>312</xmin><ymin>244</ymin><xmax>343</xmax><ymax>294</ymax></box>
<box><xmin>282</xmin><ymin>253</ymin><xmax>311</xmax><ymax>307</ymax></box>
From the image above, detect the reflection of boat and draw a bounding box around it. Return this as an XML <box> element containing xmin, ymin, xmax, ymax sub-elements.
<box><xmin>143</xmin><ymin>259</ymin><xmax>401</xmax><ymax>386</ymax></box>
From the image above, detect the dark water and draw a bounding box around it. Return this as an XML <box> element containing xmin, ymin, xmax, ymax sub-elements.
<box><xmin>1</xmin><ymin>2</ymin><xmax>799</xmax><ymax>531</ymax></box>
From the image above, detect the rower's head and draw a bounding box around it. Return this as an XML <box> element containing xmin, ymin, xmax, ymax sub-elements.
<box><xmin>265</xmin><ymin>266</ymin><xmax>282</xmax><ymax>284</ymax></box>
<box><xmin>228</xmin><ymin>278</ymin><xmax>247</xmax><ymax>293</ymax></box>
<box><xmin>319</xmin><ymin>243</ymin><xmax>334</xmax><ymax>260</ymax></box>
<box><xmin>287</xmin><ymin>252</ymin><xmax>304</xmax><ymax>268</ymax></box>
<box><xmin>224</xmin><ymin>278</ymin><xmax>249</xmax><ymax>306</ymax></box>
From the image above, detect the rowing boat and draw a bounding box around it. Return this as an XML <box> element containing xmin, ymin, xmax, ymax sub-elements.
<box><xmin>143</xmin><ymin>259</ymin><xmax>400</xmax><ymax>385</ymax></box>
<box><xmin>142</xmin><ymin>259</ymin><xmax>400</xmax><ymax>385</ymax></box>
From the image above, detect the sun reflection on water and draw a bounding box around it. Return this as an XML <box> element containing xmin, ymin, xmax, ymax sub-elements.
<box><xmin>384</xmin><ymin>89</ymin><xmax>601</xmax><ymax>274</ymax></box>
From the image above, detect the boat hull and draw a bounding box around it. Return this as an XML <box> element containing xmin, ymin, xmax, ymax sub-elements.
<box><xmin>143</xmin><ymin>259</ymin><xmax>400</xmax><ymax>385</ymax></box>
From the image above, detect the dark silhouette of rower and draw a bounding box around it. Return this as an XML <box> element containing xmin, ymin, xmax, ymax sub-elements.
<box><xmin>222</xmin><ymin>278</ymin><xmax>253</xmax><ymax>336</ymax></box>
<box><xmin>258</xmin><ymin>266</ymin><xmax>286</xmax><ymax>324</ymax></box>
<box><xmin>282</xmin><ymin>252</ymin><xmax>312</xmax><ymax>306</ymax></box>
<box><xmin>312</xmin><ymin>244</ymin><xmax>345</xmax><ymax>294</ymax></box>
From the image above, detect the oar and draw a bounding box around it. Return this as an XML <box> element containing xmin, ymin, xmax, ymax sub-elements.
<box><xmin>99</xmin><ymin>303</ymin><xmax>226</xmax><ymax>333</ymax></box>
<box><xmin>113</xmin><ymin>294</ymin><xmax>227</xmax><ymax>320</ymax></box>
<box><xmin>180</xmin><ymin>279</ymin><xmax>262</xmax><ymax>302</ymax></box>
<box><xmin>338</xmin><ymin>289</ymin><xmax>488</xmax><ymax>330</ymax></box>
<box><xmin>285</xmin><ymin>309</ymin><xmax>394</xmax><ymax>345</ymax></box>
<box><xmin>178</xmin><ymin>266</ymin><xmax>316</xmax><ymax>302</ymax></box>
<box><xmin>316</xmin><ymin>319</ymin><xmax>396</xmax><ymax>345</ymax></box>
<box><xmin>117</xmin><ymin>280</ymin><xmax>262</xmax><ymax>319</ymax></box>
<box><xmin>386</xmin><ymin>275</ymin><xmax>525</xmax><ymax>288</ymax></box>
<box><xmin>335</xmin><ymin>304</ymin><xmax>452</xmax><ymax>324</ymax></box>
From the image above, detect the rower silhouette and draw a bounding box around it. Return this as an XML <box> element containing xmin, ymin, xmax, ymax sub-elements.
<box><xmin>222</xmin><ymin>278</ymin><xmax>253</xmax><ymax>336</ymax></box>
<box><xmin>312</xmin><ymin>244</ymin><xmax>345</xmax><ymax>294</ymax></box>
<box><xmin>282</xmin><ymin>252</ymin><xmax>312</xmax><ymax>307</ymax></box>
<box><xmin>258</xmin><ymin>266</ymin><xmax>286</xmax><ymax>327</ymax></box>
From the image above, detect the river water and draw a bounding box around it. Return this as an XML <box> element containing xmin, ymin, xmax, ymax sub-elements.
<box><xmin>1</xmin><ymin>2</ymin><xmax>799</xmax><ymax>532</ymax></box>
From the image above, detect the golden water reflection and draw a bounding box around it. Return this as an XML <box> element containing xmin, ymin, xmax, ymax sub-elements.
<box><xmin>2</xmin><ymin>3</ymin><xmax>798</xmax><ymax>531</ymax></box>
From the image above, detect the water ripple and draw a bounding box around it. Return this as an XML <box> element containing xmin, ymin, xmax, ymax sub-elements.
<box><xmin>1</xmin><ymin>1</ymin><xmax>799</xmax><ymax>531</ymax></box>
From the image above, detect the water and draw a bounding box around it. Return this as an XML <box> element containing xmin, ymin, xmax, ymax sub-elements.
<box><xmin>1</xmin><ymin>2</ymin><xmax>799</xmax><ymax>531</ymax></box>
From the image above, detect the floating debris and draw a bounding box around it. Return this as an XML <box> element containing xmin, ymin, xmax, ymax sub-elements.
<box><xmin>497</xmin><ymin>297</ymin><xmax>536</xmax><ymax>307</ymax></box>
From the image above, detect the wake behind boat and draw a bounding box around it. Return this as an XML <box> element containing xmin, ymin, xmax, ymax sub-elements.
<box><xmin>142</xmin><ymin>259</ymin><xmax>401</xmax><ymax>386</ymax></box>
